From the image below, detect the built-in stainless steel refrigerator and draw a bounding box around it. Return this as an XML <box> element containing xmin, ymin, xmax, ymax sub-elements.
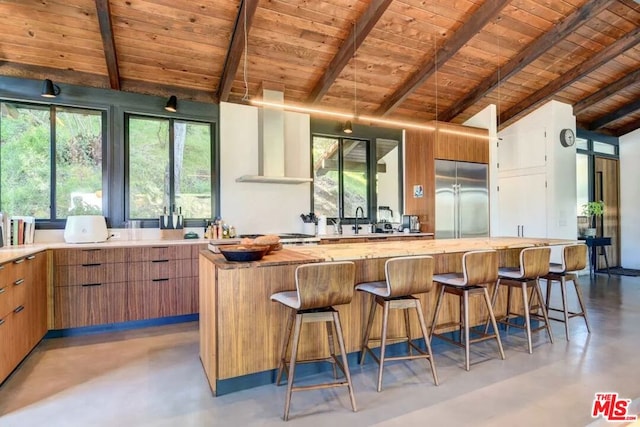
<box><xmin>435</xmin><ymin>160</ymin><xmax>489</xmax><ymax>238</ymax></box>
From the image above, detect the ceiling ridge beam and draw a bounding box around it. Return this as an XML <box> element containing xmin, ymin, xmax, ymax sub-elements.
<box><xmin>588</xmin><ymin>98</ymin><xmax>640</xmax><ymax>130</ymax></box>
<box><xmin>573</xmin><ymin>67</ymin><xmax>640</xmax><ymax>115</ymax></box>
<box><xmin>217</xmin><ymin>0</ymin><xmax>259</xmax><ymax>102</ymax></box>
<box><xmin>439</xmin><ymin>0</ymin><xmax>615</xmax><ymax>122</ymax></box>
<box><xmin>306</xmin><ymin>0</ymin><xmax>393</xmax><ymax>104</ymax></box>
<box><xmin>499</xmin><ymin>25</ymin><xmax>640</xmax><ymax>129</ymax></box>
<box><xmin>374</xmin><ymin>0</ymin><xmax>510</xmax><ymax>117</ymax></box>
<box><xmin>615</xmin><ymin>117</ymin><xmax>640</xmax><ymax>137</ymax></box>
<box><xmin>95</xmin><ymin>0</ymin><xmax>120</xmax><ymax>90</ymax></box>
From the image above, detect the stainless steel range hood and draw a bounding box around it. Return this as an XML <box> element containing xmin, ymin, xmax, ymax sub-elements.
<box><xmin>236</xmin><ymin>89</ymin><xmax>312</xmax><ymax>184</ymax></box>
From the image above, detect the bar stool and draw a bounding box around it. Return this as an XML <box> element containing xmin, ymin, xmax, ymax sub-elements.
<box><xmin>356</xmin><ymin>256</ymin><xmax>439</xmax><ymax>392</ymax></box>
<box><xmin>542</xmin><ymin>244</ymin><xmax>591</xmax><ymax>340</ymax></box>
<box><xmin>270</xmin><ymin>261</ymin><xmax>357</xmax><ymax>421</ymax></box>
<box><xmin>430</xmin><ymin>250</ymin><xmax>505</xmax><ymax>371</ymax></box>
<box><xmin>489</xmin><ymin>246</ymin><xmax>554</xmax><ymax>354</ymax></box>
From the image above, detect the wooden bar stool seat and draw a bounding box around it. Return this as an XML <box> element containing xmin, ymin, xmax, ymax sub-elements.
<box><xmin>270</xmin><ymin>261</ymin><xmax>357</xmax><ymax>421</ymax></box>
<box><xmin>542</xmin><ymin>244</ymin><xmax>591</xmax><ymax>340</ymax></box>
<box><xmin>489</xmin><ymin>246</ymin><xmax>554</xmax><ymax>354</ymax></box>
<box><xmin>431</xmin><ymin>250</ymin><xmax>505</xmax><ymax>371</ymax></box>
<box><xmin>356</xmin><ymin>255</ymin><xmax>439</xmax><ymax>391</ymax></box>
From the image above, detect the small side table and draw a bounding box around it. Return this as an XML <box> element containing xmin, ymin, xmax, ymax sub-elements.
<box><xmin>579</xmin><ymin>237</ymin><xmax>611</xmax><ymax>276</ymax></box>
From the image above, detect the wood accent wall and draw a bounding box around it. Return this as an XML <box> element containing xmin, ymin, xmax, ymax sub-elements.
<box><xmin>434</xmin><ymin>122</ymin><xmax>489</xmax><ymax>163</ymax></box>
<box><xmin>404</xmin><ymin>122</ymin><xmax>489</xmax><ymax>233</ymax></box>
<box><xmin>404</xmin><ymin>128</ymin><xmax>435</xmax><ymax>233</ymax></box>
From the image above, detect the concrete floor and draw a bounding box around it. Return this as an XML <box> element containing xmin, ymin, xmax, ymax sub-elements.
<box><xmin>1</xmin><ymin>273</ymin><xmax>639</xmax><ymax>427</ymax></box>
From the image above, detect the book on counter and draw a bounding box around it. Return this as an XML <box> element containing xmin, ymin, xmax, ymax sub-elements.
<box><xmin>0</xmin><ymin>213</ymin><xmax>36</xmax><ymax>246</ymax></box>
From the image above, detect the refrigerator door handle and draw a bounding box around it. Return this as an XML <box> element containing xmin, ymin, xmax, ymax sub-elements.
<box><xmin>457</xmin><ymin>184</ymin><xmax>462</xmax><ymax>238</ymax></box>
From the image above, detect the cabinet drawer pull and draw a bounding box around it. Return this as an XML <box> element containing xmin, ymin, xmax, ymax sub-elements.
<box><xmin>152</xmin><ymin>259</ymin><xmax>169</xmax><ymax>263</ymax></box>
<box><xmin>0</xmin><ymin>287</ymin><xmax>5</xmax><ymax>294</ymax></box>
<box><xmin>81</xmin><ymin>283</ymin><xmax>102</xmax><ymax>287</ymax></box>
<box><xmin>14</xmin><ymin>305</ymin><xmax>25</xmax><ymax>313</ymax></box>
<box><xmin>152</xmin><ymin>278</ymin><xmax>169</xmax><ymax>282</ymax></box>
<box><xmin>14</xmin><ymin>258</ymin><xmax>25</xmax><ymax>264</ymax></box>
<box><xmin>82</xmin><ymin>249</ymin><xmax>102</xmax><ymax>252</ymax></box>
<box><xmin>82</xmin><ymin>263</ymin><xmax>102</xmax><ymax>267</ymax></box>
<box><xmin>151</xmin><ymin>246</ymin><xmax>169</xmax><ymax>249</ymax></box>
<box><xmin>14</xmin><ymin>278</ymin><xmax>25</xmax><ymax>286</ymax></box>
<box><xmin>26</xmin><ymin>255</ymin><xmax>36</xmax><ymax>260</ymax></box>
<box><xmin>0</xmin><ymin>318</ymin><xmax>4</xmax><ymax>326</ymax></box>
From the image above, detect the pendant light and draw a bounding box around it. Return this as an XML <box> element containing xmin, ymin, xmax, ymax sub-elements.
<box><xmin>344</xmin><ymin>20</ymin><xmax>357</xmax><ymax>134</ymax></box>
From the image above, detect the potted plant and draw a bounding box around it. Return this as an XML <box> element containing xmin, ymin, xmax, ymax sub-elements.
<box><xmin>581</xmin><ymin>201</ymin><xmax>605</xmax><ymax>237</ymax></box>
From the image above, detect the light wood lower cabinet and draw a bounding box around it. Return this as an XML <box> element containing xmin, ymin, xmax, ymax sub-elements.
<box><xmin>54</xmin><ymin>282</ymin><xmax>127</xmax><ymax>328</ymax></box>
<box><xmin>0</xmin><ymin>251</ymin><xmax>47</xmax><ymax>384</ymax></box>
<box><xmin>127</xmin><ymin>277</ymin><xmax>197</xmax><ymax>321</ymax></box>
<box><xmin>53</xmin><ymin>244</ymin><xmax>201</xmax><ymax>329</ymax></box>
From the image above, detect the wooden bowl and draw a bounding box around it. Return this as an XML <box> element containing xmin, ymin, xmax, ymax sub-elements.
<box><xmin>219</xmin><ymin>244</ymin><xmax>269</xmax><ymax>262</ymax></box>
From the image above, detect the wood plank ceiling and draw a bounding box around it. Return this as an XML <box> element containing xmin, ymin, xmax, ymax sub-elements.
<box><xmin>0</xmin><ymin>0</ymin><xmax>638</xmax><ymax>137</ymax></box>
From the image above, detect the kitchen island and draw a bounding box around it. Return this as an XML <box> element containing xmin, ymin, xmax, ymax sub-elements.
<box><xmin>198</xmin><ymin>237</ymin><xmax>576</xmax><ymax>395</ymax></box>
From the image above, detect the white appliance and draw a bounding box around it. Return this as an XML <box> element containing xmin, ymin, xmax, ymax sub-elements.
<box><xmin>64</xmin><ymin>215</ymin><xmax>109</xmax><ymax>243</ymax></box>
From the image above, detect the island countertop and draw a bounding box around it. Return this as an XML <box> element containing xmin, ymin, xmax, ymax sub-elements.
<box><xmin>200</xmin><ymin>248</ymin><xmax>323</xmax><ymax>269</ymax></box>
<box><xmin>288</xmin><ymin>236</ymin><xmax>577</xmax><ymax>261</ymax></box>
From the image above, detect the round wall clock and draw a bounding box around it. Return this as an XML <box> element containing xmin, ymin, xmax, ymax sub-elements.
<box><xmin>560</xmin><ymin>128</ymin><xmax>575</xmax><ymax>147</ymax></box>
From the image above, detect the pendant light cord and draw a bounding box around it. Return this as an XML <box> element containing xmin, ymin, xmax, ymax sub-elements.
<box><xmin>353</xmin><ymin>20</ymin><xmax>357</xmax><ymax>119</ymax></box>
<box><xmin>242</xmin><ymin>1</ymin><xmax>249</xmax><ymax>102</ymax></box>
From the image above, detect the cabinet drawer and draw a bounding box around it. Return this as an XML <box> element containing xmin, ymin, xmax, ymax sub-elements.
<box><xmin>55</xmin><ymin>263</ymin><xmax>127</xmax><ymax>287</ymax></box>
<box><xmin>54</xmin><ymin>248</ymin><xmax>127</xmax><ymax>266</ymax></box>
<box><xmin>127</xmin><ymin>245</ymin><xmax>192</xmax><ymax>262</ymax></box>
<box><xmin>54</xmin><ymin>282</ymin><xmax>127</xmax><ymax>328</ymax></box>
<box><xmin>0</xmin><ymin>256</ymin><xmax>28</xmax><ymax>287</ymax></box>
<box><xmin>127</xmin><ymin>277</ymin><xmax>197</xmax><ymax>321</ymax></box>
<box><xmin>127</xmin><ymin>259</ymin><xmax>192</xmax><ymax>281</ymax></box>
<box><xmin>0</xmin><ymin>309</ymin><xmax>17</xmax><ymax>382</ymax></box>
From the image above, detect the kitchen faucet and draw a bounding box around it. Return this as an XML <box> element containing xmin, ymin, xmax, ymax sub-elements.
<box><xmin>354</xmin><ymin>206</ymin><xmax>364</xmax><ymax>235</ymax></box>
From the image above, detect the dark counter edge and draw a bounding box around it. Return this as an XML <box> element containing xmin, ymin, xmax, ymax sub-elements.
<box><xmin>45</xmin><ymin>314</ymin><xmax>198</xmax><ymax>338</ymax></box>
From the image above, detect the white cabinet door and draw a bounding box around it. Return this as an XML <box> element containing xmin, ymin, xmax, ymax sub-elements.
<box><xmin>498</xmin><ymin>127</ymin><xmax>547</xmax><ymax>171</ymax></box>
<box><xmin>498</xmin><ymin>174</ymin><xmax>547</xmax><ymax>237</ymax></box>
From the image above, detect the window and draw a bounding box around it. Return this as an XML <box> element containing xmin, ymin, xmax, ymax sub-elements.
<box><xmin>312</xmin><ymin>129</ymin><xmax>401</xmax><ymax>223</ymax></box>
<box><xmin>126</xmin><ymin>115</ymin><xmax>213</xmax><ymax>221</ymax></box>
<box><xmin>593</xmin><ymin>141</ymin><xmax>616</xmax><ymax>155</ymax></box>
<box><xmin>312</xmin><ymin>136</ymin><xmax>369</xmax><ymax>219</ymax></box>
<box><xmin>0</xmin><ymin>102</ymin><xmax>104</xmax><ymax>220</ymax></box>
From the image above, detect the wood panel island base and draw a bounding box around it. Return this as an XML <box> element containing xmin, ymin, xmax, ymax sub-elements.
<box><xmin>198</xmin><ymin>237</ymin><xmax>576</xmax><ymax>396</ymax></box>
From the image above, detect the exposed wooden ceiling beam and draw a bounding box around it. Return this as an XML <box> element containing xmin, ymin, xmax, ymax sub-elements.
<box><xmin>217</xmin><ymin>0</ymin><xmax>259</xmax><ymax>102</ymax></box>
<box><xmin>615</xmin><ymin>117</ymin><xmax>640</xmax><ymax>137</ymax></box>
<box><xmin>374</xmin><ymin>0</ymin><xmax>510</xmax><ymax>117</ymax></box>
<box><xmin>499</xmin><ymin>25</ymin><xmax>640</xmax><ymax>129</ymax></box>
<box><xmin>589</xmin><ymin>98</ymin><xmax>640</xmax><ymax>130</ymax></box>
<box><xmin>95</xmin><ymin>0</ymin><xmax>120</xmax><ymax>91</ymax></box>
<box><xmin>440</xmin><ymin>0</ymin><xmax>615</xmax><ymax>122</ymax></box>
<box><xmin>307</xmin><ymin>0</ymin><xmax>393</xmax><ymax>104</ymax></box>
<box><xmin>573</xmin><ymin>67</ymin><xmax>640</xmax><ymax>115</ymax></box>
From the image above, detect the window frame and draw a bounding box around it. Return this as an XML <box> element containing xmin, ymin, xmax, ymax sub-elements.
<box><xmin>124</xmin><ymin>112</ymin><xmax>217</xmax><ymax>228</ymax></box>
<box><xmin>0</xmin><ymin>101</ymin><xmax>108</xmax><ymax>228</ymax></box>
<box><xmin>310</xmin><ymin>118</ymin><xmax>403</xmax><ymax>224</ymax></box>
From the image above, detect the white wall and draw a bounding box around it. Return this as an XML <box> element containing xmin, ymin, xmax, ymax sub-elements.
<box><xmin>619</xmin><ymin>128</ymin><xmax>640</xmax><ymax>268</ymax></box>
<box><xmin>464</xmin><ymin>104</ymin><xmax>498</xmax><ymax>235</ymax></box>
<box><xmin>220</xmin><ymin>102</ymin><xmax>311</xmax><ymax>234</ymax></box>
